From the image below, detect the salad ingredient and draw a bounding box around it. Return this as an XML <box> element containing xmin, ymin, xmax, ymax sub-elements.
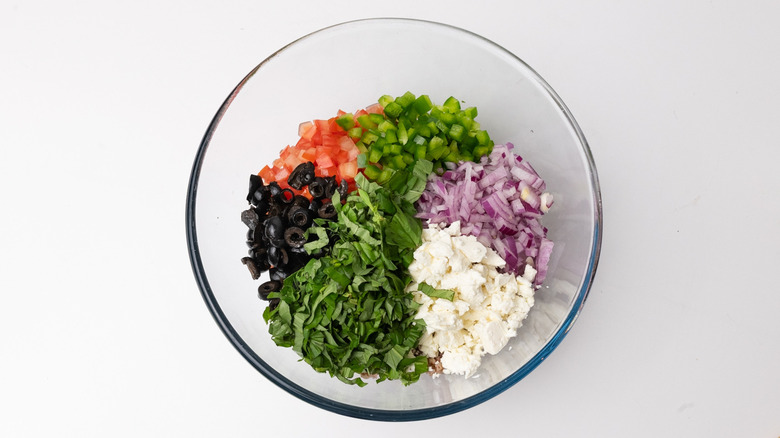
<box><xmin>263</xmin><ymin>161</ymin><xmax>434</xmax><ymax>386</ymax></box>
<box><xmin>241</xmin><ymin>164</ymin><xmax>341</xmax><ymax>287</ymax></box>
<box><xmin>407</xmin><ymin>221</ymin><xmax>536</xmax><ymax>377</ymax></box>
<box><xmin>258</xmin><ymin>108</ymin><xmax>376</xmax><ymax>195</ymax></box>
<box><xmin>348</xmin><ymin>92</ymin><xmax>494</xmax><ymax>184</ymax></box>
<box><xmin>416</xmin><ymin>143</ymin><xmax>554</xmax><ymax>286</ymax></box>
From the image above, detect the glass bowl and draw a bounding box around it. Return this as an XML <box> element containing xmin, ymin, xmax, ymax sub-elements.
<box><xmin>186</xmin><ymin>18</ymin><xmax>602</xmax><ymax>421</ymax></box>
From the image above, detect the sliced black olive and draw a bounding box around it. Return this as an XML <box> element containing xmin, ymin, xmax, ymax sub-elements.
<box><xmin>252</xmin><ymin>186</ymin><xmax>271</xmax><ymax>206</ymax></box>
<box><xmin>284</xmin><ymin>227</ymin><xmax>306</xmax><ymax>248</ymax></box>
<box><xmin>324</xmin><ymin>176</ymin><xmax>338</xmax><ymax>198</ymax></box>
<box><xmin>266</xmin><ymin>203</ymin><xmax>282</xmax><ymax>219</ymax></box>
<box><xmin>264</xmin><ymin>216</ymin><xmax>284</xmax><ymax>241</ymax></box>
<box><xmin>309</xmin><ymin>198</ymin><xmax>322</xmax><ymax>213</ymax></box>
<box><xmin>267</xmin><ymin>181</ymin><xmax>281</xmax><ymax>198</ymax></box>
<box><xmin>269</xmin><ymin>268</ymin><xmax>288</xmax><ymax>282</ymax></box>
<box><xmin>241</xmin><ymin>257</ymin><xmax>263</xmax><ymax>280</ymax></box>
<box><xmin>249</xmin><ymin>246</ymin><xmax>267</xmax><ymax>261</ymax></box>
<box><xmin>267</xmin><ymin>246</ymin><xmax>288</xmax><ymax>267</ymax></box>
<box><xmin>287</xmin><ymin>206</ymin><xmax>311</xmax><ymax>228</ymax></box>
<box><xmin>269</xmin><ymin>298</ymin><xmax>280</xmax><ymax>310</ymax></box>
<box><xmin>252</xmin><ymin>225</ymin><xmax>265</xmax><ymax>244</ymax></box>
<box><xmin>247</xmin><ymin>174</ymin><xmax>263</xmax><ymax>203</ymax></box>
<box><xmin>241</xmin><ymin>209</ymin><xmax>261</xmax><ymax>230</ymax></box>
<box><xmin>287</xmin><ymin>251</ymin><xmax>310</xmax><ymax>270</ymax></box>
<box><xmin>278</xmin><ymin>188</ymin><xmax>294</xmax><ymax>204</ymax></box>
<box><xmin>292</xmin><ymin>195</ymin><xmax>310</xmax><ymax>210</ymax></box>
<box><xmin>258</xmin><ymin>280</ymin><xmax>282</xmax><ymax>300</ymax></box>
<box><xmin>254</xmin><ymin>199</ymin><xmax>270</xmax><ymax>217</ymax></box>
<box><xmin>338</xmin><ymin>179</ymin><xmax>349</xmax><ymax>199</ymax></box>
<box><xmin>268</xmin><ymin>236</ymin><xmax>286</xmax><ymax>248</ymax></box>
<box><xmin>318</xmin><ymin>202</ymin><xmax>337</xmax><ymax>220</ymax></box>
<box><xmin>287</xmin><ymin>162</ymin><xmax>315</xmax><ymax>190</ymax></box>
<box><xmin>308</xmin><ymin>177</ymin><xmax>326</xmax><ymax>199</ymax></box>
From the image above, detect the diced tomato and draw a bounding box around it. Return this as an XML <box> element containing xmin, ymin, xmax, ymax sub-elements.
<box><xmin>365</xmin><ymin>103</ymin><xmax>384</xmax><ymax>115</ymax></box>
<box><xmin>258</xmin><ymin>166</ymin><xmax>274</xmax><ymax>184</ymax></box>
<box><xmin>339</xmin><ymin>161</ymin><xmax>358</xmax><ymax>179</ymax></box>
<box><xmin>338</xmin><ymin>136</ymin><xmax>355</xmax><ymax>151</ymax></box>
<box><xmin>302</xmin><ymin>147</ymin><xmax>317</xmax><ymax>161</ymax></box>
<box><xmin>316</xmin><ymin>154</ymin><xmax>335</xmax><ymax>168</ymax></box>
<box><xmin>254</xmin><ymin>103</ymin><xmax>381</xmax><ymax>198</ymax></box>
<box><xmin>299</xmin><ymin>121</ymin><xmax>314</xmax><ymax>138</ymax></box>
<box><xmin>274</xmin><ymin>167</ymin><xmax>290</xmax><ymax>181</ymax></box>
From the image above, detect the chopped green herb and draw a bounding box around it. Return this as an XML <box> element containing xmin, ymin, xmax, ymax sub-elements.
<box><xmin>264</xmin><ymin>163</ymin><xmax>434</xmax><ymax>386</ymax></box>
<box><xmin>417</xmin><ymin>282</ymin><xmax>456</xmax><ymax>301</ymax></box>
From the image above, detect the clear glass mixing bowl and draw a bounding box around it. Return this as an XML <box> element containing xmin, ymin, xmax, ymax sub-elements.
<box><xmin>186</xmin><ymin>18</ymin><xmax>602</xmax><ymax>421</ymax></box>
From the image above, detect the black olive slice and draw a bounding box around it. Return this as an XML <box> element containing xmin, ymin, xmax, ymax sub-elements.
<box><xmin>318</xmin><ymin>202</ymin><xmax>337</xmax><ymax>220</ymax></box>
<box><xmin>308</xmin><ymin>177</ymin><xmax>326</xmax><ymax>199</ymax></box>
<box><xmin>269</xmin><ymin>298</ymin><xmax>280</xmax><ymax>310</ymax></box>
<box><xmin>292</xmin><ymin>195</ymin><xmax>310</xmax><ymax>210</ymax></box>
<box><xmin>254</xmin><ymin>199</ymin><xmax>270</xmax><ymax>217</ymax></box>
<box><xmin>324</xmin><ymin>176</ymin><xmax>337</xmax><ymax>198</ymax></box>
<box><xmin>267</xmin><ymin>181</ymin><xmax>281</xmax><ymax>197</ymax></box>
<box><xmin>287</xmin><ymin>162</ymin><xmax>315</xmax><ymax>190</ymax></box>
<box><xmin>258</xmin><ymin>280</ymin><xmax>282</xmax><ymax>300</ymax></box>
<box><xmin>241</xmin><ymin>209</ymin><xmax>260</xmax><ymax>230</ymax></box>
<box><xmin>284</xmin><ymin>227</ymin><xmax>306</xmax><ymax>248</ymax></box>
<box><xmin>278</xmin><ymin>188</ymin><xmax>295</xmax><ymax>204</ymax></box>
<box><xmin>241</xmin><ymin>257</ymin><xmax>262</xmax><ymax>280</ymax></box>
<box><xmin>247</xmin><ymin>174</ymin><xmax>263</xmax><ymax>203</ymax></box>
<box><xmin>269</xmin><ymin>268</ymin><xmax>288</xmax><ymax>282</ymax></box>
<box><xmin>287</xmin><ymin>206</ymin><xmax>311</xmax><ymax>228</ymax></box>
<box><xmin>338</xmin><ymin>179</ymin><xmax>349</xmax><ymax>199</ymax></box>
<box><xmin>249</xmin><ymin>247</ymin><xmax>267</xmax><ymax>261</ymax></box>
<box><xmin>267</xmin><ymin>246</ymin><xmax>288</xmax><ymax>267</ymax></box>
<box><xmin>264</xmin><ymin>216</ymin><xmax>284</xmax><ymax>241</ymax></box>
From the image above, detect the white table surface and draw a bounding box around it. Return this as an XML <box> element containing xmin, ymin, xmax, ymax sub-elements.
<box><xmin>2</xmin><ymin>1</ymin><xmax>778</xmax><ymax>436</ymax></box>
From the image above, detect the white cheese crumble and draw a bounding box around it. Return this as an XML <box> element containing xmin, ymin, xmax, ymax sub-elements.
<box><xmin>407</xmin><ymin>221</ymin><xmax>536</xmax><ymax>377</ymax></box>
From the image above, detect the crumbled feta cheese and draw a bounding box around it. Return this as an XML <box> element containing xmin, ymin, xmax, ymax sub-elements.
<box><xmin>407</xmin><ymin>221</ymin><xmax>536</xmax><ymax>378</ymax></box>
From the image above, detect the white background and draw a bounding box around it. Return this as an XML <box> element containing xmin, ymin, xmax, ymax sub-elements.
<box><xmin>2</xmin><ymin>1</ymin><xmax>778</xmax><ymax>436</ymax></box>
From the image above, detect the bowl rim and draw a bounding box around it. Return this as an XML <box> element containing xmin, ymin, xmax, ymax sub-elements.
<box><xmin>186</xmin><ymin>17</ymin><xmax>603</xmax><ymax>421</ymax></box>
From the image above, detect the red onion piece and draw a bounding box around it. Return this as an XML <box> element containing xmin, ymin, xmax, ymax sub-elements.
<box><xmin>415</xmin><ymin>143</ymin><xmax>554</xmax><ymax>287</ymax></box>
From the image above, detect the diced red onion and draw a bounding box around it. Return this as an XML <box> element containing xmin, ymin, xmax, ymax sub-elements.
<box><xmin>415</xmin><ymin>143</ymin><xmax>554</xmax><ymax>287</ymax></box>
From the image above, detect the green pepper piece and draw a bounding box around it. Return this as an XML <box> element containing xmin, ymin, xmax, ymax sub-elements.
<box><xmin>378</xmin><ymin>95</ymin><xmax>394</xmax><ymax>107</ymax></box>
<box><xmin>448</xmin><ymin>123</ymin><xmax>465</xmax><ymax>142</ymax></box>
<box><xmin>348</xmin><ymin>127</ymin><xmax>363</xmax><ymax>139</ymax></box>
<box><xmin>363</xmin><ymin>164</ymin><xmax>382</xmax><ymax>180</ymax></box>
<box><xmin>443</xmin><ymin>96</ymin><xmax>461</xmax><ymax>113</ymax></box>
<box><xmin>472</xmin><ymin>145</ymin><xmax>490</xmax><ymax>158</ymax></box>
<box><xmin>336</xmin><ymin>113</ymin><xmax>355</xmax><ymax>131</ymax></box>
<box><xmin>476</xmin><ymin>129</ymin><xmax>491</xmax><ymax>146</ymax></box>
<box><xmin>361</xmin><ymin>130</ymin><xmax>379</xmax><ymax>144</ymax></box>
<box><xmin>384</xmin><ymin>129</ymin><xmax>398</xmax><ymax>144</ymax></box>
<box><xmin>368</xmin><ymin>145</ymin><xmax>383</xmax><ymax>163</ymax></box>
<box><xmin>383</xmin><ymin>101</ymin><xmax>403</xmax><ymax>118</ymax></box>
<box><xmin>357</xmin><ymin>114</ymin><xmax>378</xmax><ymax>130</ymax></box>
<box><xmin>412</xmin><ymin>95</ymin><xmax>433</xmax><ymax>114</ymax></box>
<box><xmin>414</xmin><ymin>144</ymin><xmax>427</xmax><ymax>160</ymax></box>
<box><xmin>390</xmin><ymin>155</ymin><xmax>407</xmax><ymax>170</ymax></box>
<box><xmin>369</xmin><ymin>113</ymin><xmax>385</xmax><ymax>125</ymax></box>
<box><xmin>377</xmin><ymin>168</ymin><xmax>394</xmax><ymax>184</ymax></box>
<box><xmin>395</xmin><ymin>91</ymin><xmax>416</xmax><ymax>109</ymax></box>
<box><xmin>378</xmin><ymin>120</ymin><xmax>396</xmax><ymax>133</ymax></box>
